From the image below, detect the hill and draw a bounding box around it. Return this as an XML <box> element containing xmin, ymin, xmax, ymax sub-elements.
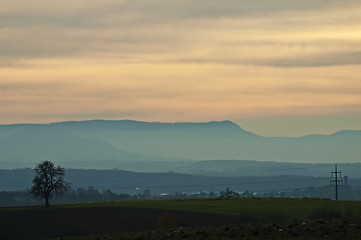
<box><xmin>0</xmin><ymin>119</ymin><xmax>360</xmax><ymax>165</ymax></box>
<box><xmin>0</xmin><ymin>168</ymin><xmax>332</xmax><ymax>194</ymax></box>
<box><xmin>0</xmin><ymin>126</ymin><xmax>179</xmax><ymax>164</ymax></box>
<box><xmin>178</xmin><ymin>160</ymin><xmax>361</xmax><ymax>177</ymax></box>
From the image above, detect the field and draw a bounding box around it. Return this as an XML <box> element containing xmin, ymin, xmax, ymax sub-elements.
<box><xmin>61</xmin><ymin>218</ymin><xmax>361</xmax><ymax>240</ymax></box>
<box><xmin>1</xmin><ymin>198</ymin><xmax>361</xmax><ymax>239</ymax></box>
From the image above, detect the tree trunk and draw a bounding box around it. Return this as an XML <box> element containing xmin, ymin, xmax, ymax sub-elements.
<box><xmin>45</xmin><ymin>197</ymin><xmax>49</xmax><ymax>208</ymax></box>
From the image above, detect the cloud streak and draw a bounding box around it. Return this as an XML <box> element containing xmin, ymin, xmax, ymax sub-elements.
<box><xmin>0</xmin><ymin>0</ymin><xmax>361</xmax><ymax>135</ymax></box>
<box><xmin>1</xmin><ymin>0</ymin><xmax>361</xmax><ymax>66</ymax></box>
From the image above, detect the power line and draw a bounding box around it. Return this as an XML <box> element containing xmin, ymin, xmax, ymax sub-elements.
<box><xmin>330</xmin><ymin>164</ymin><xmax>343</xmax><ymax>200</ymax></box>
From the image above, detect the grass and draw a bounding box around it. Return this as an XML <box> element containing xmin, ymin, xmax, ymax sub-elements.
<box><xmin>4</xmin><ymin>197</ymin><xmax>360</xmax><ymax>219</ymax></box>
<box><xmin>126</xmin><ymin>197</ymin><xmax>361</xmax><ymax>219</ymax></box>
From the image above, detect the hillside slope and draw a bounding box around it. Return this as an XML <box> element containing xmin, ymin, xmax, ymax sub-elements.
<box><xmin>0</xmin><ymin>120</ymin><xmax>360</xmax><ymax>163</ymax></box>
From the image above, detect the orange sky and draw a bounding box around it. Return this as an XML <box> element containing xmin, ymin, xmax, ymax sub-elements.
<box><xmin>1</xmin><ymin>0</ymin><xmax>361</xmax><ymax>136</ymax></box>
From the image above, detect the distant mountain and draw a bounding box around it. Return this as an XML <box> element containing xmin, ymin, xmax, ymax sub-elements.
<box><xmin>0</xmin><ymin>119</ymin><xmax>252</xmax><ymax>134</ymax></box>
<box><xmin>0</xmin><ymin>119</ymin><xmax>360</xmax><ymax>165</ymax></box>
<box><xmin>177</xmin><ymin>160</ymin><xmax>361</xmax><ymax>178</ymax></box>
<box><xmin>0</xmin><ymin>127</ymin><xmax>170</xmax><ymax>163</ymax></box>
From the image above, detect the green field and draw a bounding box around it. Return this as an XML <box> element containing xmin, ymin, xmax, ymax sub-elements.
<box><xmin>54</xmin><ymin>197</ymin><xmax>361</xmax><ymax>219</ymax></box>
<box><xmin>1</xmin><ymin>198</ymin><xmax>361</xmax><ymax>240</ymax></box>
<box><xmin>2</xmin><ymin>197</ymin><xmax>361</xmax><ymax>218</ymax></box>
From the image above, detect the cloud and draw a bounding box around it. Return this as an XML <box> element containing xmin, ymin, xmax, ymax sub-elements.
<box><xmin>1</xmin><ymin>0</ymin><xmax>360</xmax><ymax>67</ymax></box>
<box><xmin>268</xmin><ymin>51</ymin><xmax>361</xmax><ymax>67</ymax></box>
<box><xmin>0</xmin><ymin>0</ymin><xmax>361</xmax><ymax>129</ymax></box>
<box><xmin>1</xmin><ymin>63</ymin><xmax>360</xmax><ymax>121</ymax></box>
<box><xmin>0</xmin><ymin>0</ymin><xmax>348</xmax><ymax>27</ymax></box>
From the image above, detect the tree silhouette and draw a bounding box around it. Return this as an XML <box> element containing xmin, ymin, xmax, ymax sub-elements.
<box><xmin>31</xmin><ymin>160</ymin><xmax>69</xmax><ymax>207</ymax></box>
<box><xmin>220</xmin><ymin>188</ymin><xmax>240</xmax><ymax>199</ymax></box>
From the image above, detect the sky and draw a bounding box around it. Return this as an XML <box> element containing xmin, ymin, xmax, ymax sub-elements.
<box><xmin>1</xmin><ymin>0</ymin><xmax>361</xmax><ymax>137</ymax></box>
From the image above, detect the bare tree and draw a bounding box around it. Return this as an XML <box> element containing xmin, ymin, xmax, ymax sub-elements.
<box><xmin>220</xmin><ymin>188</ymin><xmax>240</xmax><ymax>199</ymax></box>
<box><xmin>31</xmin><ymin>160</ymin><xmax>69</xmax><ymax>207</ymax></box>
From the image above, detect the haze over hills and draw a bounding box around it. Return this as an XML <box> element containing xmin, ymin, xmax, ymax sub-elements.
<box><xmin>0</xmin><ymin>168</ymin><xmax>334</xmax><ymax>194</ymax></box>
<box><xmin>0</xmin><ymin>128</ymin><xmax>168</xmax><ymax>163</ymax></box>
<box><xmin>0</xmin><ymin>120</ymin><xmax>360</xmax><ymax>169</ymax></box>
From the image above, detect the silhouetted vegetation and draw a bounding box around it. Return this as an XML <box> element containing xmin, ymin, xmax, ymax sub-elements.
<box><xmin>4</xmin><ymin>167</ymin><xmax>361</xmax><ymax>204</ymax></box>
<box><xmin>3</xmin><ymin>184</ymin><xmax>361</xmax><ymax>207</ymax></box>
<box><xmin>220</xmin><ymin>188</ymin><xmax>240</xmax><ymax>199</ymax></box>
<box><xmin>0</xmin><ymin>187</ymin><xmax>134</xmax><ymax>207</ymax></box>
<box><xmin>31</xmin><ymin>161</ymin><xmax>69</xmax><ymax>207</ymax></box>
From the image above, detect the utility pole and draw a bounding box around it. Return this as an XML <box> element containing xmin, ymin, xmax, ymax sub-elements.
<box><xmin>330</xmin><ymin>164</ymin><xmax>343</xmax><ymax>200</ymax></box>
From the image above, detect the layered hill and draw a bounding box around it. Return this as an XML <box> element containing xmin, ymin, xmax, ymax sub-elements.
<box><xmin>0</xmin><ymin>120</ymin><xmax>360</xmax><ymax>165</ymax></box>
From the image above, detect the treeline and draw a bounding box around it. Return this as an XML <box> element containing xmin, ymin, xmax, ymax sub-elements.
<box><xmin>2</xmin><ymin>185</ymin><xmax>361</xmax><ymax>207</ymax></box>
<box><xmin>0</xmin><ymin>187</ymin><xmax>134</xmax><ymax>207</ymax></box>
<box><xmin>0</xmin><ymin>187</ymin><xmax>220</xmax><ymax>207</ymax></box>
<box><xmin>0</xmin><ymin>187</ymin><xmax>223</xmax><ymax>207</ymax></box>
<box><xmin>262</xmin><ymin>186</ymin><xmax>361</xmax><ymax>201</ymax></box>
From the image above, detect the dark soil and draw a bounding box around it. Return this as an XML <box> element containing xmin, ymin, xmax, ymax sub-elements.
<box><xmin>2</xmin><ymin>206</ymin><xmax>361</xmax><ymax>240</ymax></box>
<box><xmin>64</xmin><ymin>218</ymin><xmax>361</xmax><ymax>240</ymax></box>
<box><xmin>0</xmin><ymin>207</ymin><xmax>239</xmax><ymax>240</ymax></box>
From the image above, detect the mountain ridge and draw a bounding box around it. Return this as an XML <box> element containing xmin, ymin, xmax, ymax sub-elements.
<box><xmin>0</xmin><ymin>119</ymin><xmax>248</xmax><ymax>132</ymax></box>
<box><xmin>0</xmin><ymin>119</ymin><xmax>360</xmax><ymax>164</ymax></box>
<box><xmin>0</xmin><ymin>119</ymin><xmax>359</xmax><ymax>137</ymax></box>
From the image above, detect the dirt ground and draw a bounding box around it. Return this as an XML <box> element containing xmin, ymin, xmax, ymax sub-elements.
<box><xmin>0</xmin><ymin>207</ymin><xmax>239</xmax><ymax>240</ymax></box>
<box><xmin>63</xmin><ymin>218</ymin><xmax>361</xmax><ymax>240</ymax></box>
<box><xmin>1</xmin><ymin>206</ymin><xmax>361</xmax><ymax>240</ymax></box>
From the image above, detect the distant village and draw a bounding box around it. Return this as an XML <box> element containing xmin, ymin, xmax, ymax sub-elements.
<box><xmin>1</xmin><ymin>179</ymin><xmax>361</xmax><ymax>207</ymax></box>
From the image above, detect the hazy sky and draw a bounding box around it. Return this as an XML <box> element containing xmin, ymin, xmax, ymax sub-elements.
<box><xmin>1</xmin><ymin>0</ymin><xmax>361</xmax><ymax>136</ymax></box>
